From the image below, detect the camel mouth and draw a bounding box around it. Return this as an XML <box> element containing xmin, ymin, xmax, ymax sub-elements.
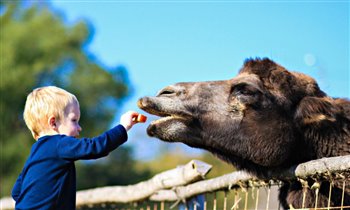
<box><xmin>137</xmin><ymin>97</ymin><xmax>191</xmax><ymax>128</ymax></box>
<box><xmin>149</xmin><ymin>115</ymin><xmax>187</xmax><ymax>126</ymax></box>
<box><xmin>146</xmin><ymin>115</ymin><xmax>189</xmax><ymax>139</ymax></box>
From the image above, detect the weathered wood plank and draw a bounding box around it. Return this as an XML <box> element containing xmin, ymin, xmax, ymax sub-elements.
<box><xmin>1</xmin><ymin>155</ymin><xmax>349</xmax><ymax>209</ymax></box>
<box><xmin>150</xmin><ymin>155</ymin><xmax>350</xmax><ymax>201</ymax></box>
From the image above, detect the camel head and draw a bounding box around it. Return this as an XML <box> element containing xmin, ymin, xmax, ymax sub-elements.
<box><xmin>138</xmin><ymin>58</ymin><xmax>348</xmax><ymax>175</ymax></box>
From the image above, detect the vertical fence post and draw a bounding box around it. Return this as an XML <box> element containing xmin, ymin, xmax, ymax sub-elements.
<box><xmin>298</xmin><ymin>178</ymin><xmax>308</xmax><ymax>209</ymax></box>
<box><xmin>327</xmin><ymin>180</ymin><xmax>333</xmax><ymax>210</ymax></box>
<box><xmin>312</xmin><ymin>181</ymin><xmax>320</xmax><ymax>209</ymax></box>
<box><xmin>244</xmin><ymin>188</ymin><xmax>248</xmax><ymax>210</ymax></box>
<box><xmin>255</xmin><ymin>187</ymin><xmax>260</xmax><ymax>210</ymax></box>
<box><xmin>341</xmin><ymin>179</ymin><xmax>346</xmax><ymax>210</ymax></box>
<box><xmin>213</xmin><ymin>192</ymin><xmax>217</xmax><ymax>210</ymax></box>
<box><xmin>265</xmin><ymin>184</ymin><xmax>271</xmax><ymax>210</ymax></box>
<box><xmin>233</xmin><ymin>189</ymin><xmax>240</xmax><ymax>210</ymax></box>
<box><xmin>223</xmin><ymin>191</ymin><xmax>227</xmax><ymax>210</ymax></box>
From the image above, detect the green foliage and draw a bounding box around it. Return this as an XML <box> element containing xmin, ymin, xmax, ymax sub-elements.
<box><xmin>0</xmin><ymin>1</ymin><xmax>145</xmax><ymax>197</ymax></box>
<box><xmin>0</xmin><ymin>0</ymin><xmax>239</xmax><ymax>200</ymax></box>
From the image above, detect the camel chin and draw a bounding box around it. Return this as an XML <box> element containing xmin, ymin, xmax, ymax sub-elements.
<box><xmin>146</xmin><ymin>115</ymin><xmax>189</xmax><ymax>141</ymax></box>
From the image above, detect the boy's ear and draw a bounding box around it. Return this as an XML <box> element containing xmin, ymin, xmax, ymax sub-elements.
<box><xmin>294</xmin><ymin>96</ymin><xmax>338</xmax><ymax>127</ymax></box>
<box><xmin>48</xmin><ymin>116</ymin><xmax>57</xmax><ymax>130</ymax></box>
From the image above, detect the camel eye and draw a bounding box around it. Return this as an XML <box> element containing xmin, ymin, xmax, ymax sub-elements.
<box><xmin>232</xmin><ymin>84</ymin><xmax>255</xmax><ymax>96</ymax></box>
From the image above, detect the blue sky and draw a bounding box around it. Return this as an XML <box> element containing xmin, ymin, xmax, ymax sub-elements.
<box><xmin>51</xmin><ymin>1</ymin><xmax>349</xmax><ymax>160</ymax></box>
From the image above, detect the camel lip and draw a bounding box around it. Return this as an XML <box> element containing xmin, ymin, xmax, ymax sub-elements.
<box><xmin>147</xmin><ymin>113</ymin><xmax>190</xmax><ymax>128</ymax></box>
<box><xmin>150</xmin><ymin>115</ymin><xmax>187</xmax><ymax>125</ymax></box>
<box><xmin>146</xmin><ymin>115</ymin><xmax>188</xmax><ymax>138</ymax></box>
<box><xmin>137</xmin><ymin>97</ymin><xmax>192</xmax><ymax>120</ymax></box>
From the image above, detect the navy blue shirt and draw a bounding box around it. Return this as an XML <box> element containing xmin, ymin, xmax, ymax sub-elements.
<box><xmin>12</xmin><ymin>125</ymin><xmax>127</xmax><ymax>210</ymax></box>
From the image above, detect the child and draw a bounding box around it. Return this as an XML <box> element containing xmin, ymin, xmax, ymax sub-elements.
<box><xmin>12</xmin><ymin>86</ymin><xmax>140</xmax><ymax>209</ymax></box>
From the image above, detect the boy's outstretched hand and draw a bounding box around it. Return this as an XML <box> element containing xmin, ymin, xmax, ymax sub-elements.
<box><xmin>120</xmin><ymin>111</ymin><xmax>147</xmax><ymax>131</ymax></box>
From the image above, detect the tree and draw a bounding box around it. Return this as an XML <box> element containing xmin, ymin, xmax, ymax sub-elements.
<box><xmin>0</xmin><ymin>1</ymin><xmax>147</xmax><ymax>197</ymax></box>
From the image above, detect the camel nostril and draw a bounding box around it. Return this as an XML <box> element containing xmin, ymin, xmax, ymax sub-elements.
<box><xmin>157</xmin><ymin>87</ymin><xmax>176</xmax><ymax>97</ymax></box>
<box><xmin>157</xmin><ymin>89</ymin><xmax>176</xmax><ymax>96</ymax></box>
<box><xmin>159</xmin><ymin>90</ymin><xmax>174</xmax><ymax>95</ymax></box>
<box><xmin>157</xmin><ymin>85</ymin><xmax>186</xmax><ymax>97</ymax></box>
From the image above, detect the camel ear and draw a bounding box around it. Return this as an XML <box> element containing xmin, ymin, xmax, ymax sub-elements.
<box><xmin>294</xmin><ymin>96</ymin><xmax>338</xmax><ymax>127</ymax></box>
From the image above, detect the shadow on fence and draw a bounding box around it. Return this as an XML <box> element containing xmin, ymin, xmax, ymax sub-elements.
<box><xmin>1</xmin><ymin>156</ymin><xmax>349</xmax><ymax>210</ymax></box>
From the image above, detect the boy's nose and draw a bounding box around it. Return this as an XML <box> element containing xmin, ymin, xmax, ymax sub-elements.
<box><xmin>78</xmin><ymin>125</ymin><xmax>82</xmax><ymax>132</ymax></box>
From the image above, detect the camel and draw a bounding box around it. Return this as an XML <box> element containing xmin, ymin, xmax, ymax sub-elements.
<box><xmin>137</xmin><ymin>58</ymin><xmax>350</xmax><ymax>209</ymax></box>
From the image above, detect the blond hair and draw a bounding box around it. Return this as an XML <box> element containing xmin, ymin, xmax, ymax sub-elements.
<box><xmin>23</xmin><ymin>86</ymin><xmax>79</xmax><ymax>139</ymax></box>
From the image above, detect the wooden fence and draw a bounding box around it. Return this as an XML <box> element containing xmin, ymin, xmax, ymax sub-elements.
<box><xmin>1</xmin><ymin>156</ymin><xmax>349</xmax><ymax>210</ymax></box>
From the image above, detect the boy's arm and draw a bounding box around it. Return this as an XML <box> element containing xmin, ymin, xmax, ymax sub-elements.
<box><xmin>57</xmin><ymin>125</ymin><xmax>128</xmax><ymax>160</ymax></box>
<box><xmin>12</xmin><ymin>172</ymin><xmax>23</xmax><ymax>201</ymax></box>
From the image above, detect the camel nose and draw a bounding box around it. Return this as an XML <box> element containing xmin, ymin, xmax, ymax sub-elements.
<box><xmin>156</xmin><ymin>85</ymin><xmax>185</xmax><ymax>97</ymax></box>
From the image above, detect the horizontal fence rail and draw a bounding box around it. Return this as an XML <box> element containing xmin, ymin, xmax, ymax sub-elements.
<box><xmin>1</xmin><ymin>155</ymin><xmax>349</xmax><ymax>210</ymax></box>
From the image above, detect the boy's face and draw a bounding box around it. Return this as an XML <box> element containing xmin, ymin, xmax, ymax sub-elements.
<box><xmin>56</xmin><ymin>102</ymin><xmax>82</xmax><ymax>138</ymax></box>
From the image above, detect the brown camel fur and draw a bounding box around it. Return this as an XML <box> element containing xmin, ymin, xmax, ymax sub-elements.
<box><xmin>138</xmin><ymin>58</ymin><xmax>350</xmax><ymax>209</ymax></box>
